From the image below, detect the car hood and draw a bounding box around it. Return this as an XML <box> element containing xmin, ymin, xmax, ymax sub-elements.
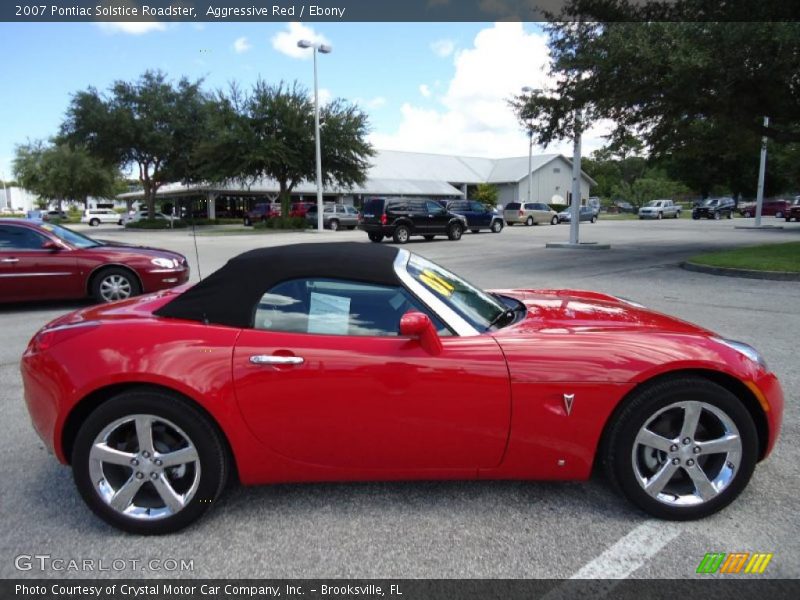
<box><xmin>91</xmin><ymin>239</ymin><xmax>185</xmax><ymax>260</ymax></box>
<box><xmin>491</xmin><ymin>288</ymin><xmax>713</xmax><ymax>336</ymax></box>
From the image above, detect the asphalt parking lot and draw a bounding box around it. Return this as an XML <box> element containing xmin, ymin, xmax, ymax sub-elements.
<box><xmin>1</xmin><ymin>217</ymin><xmax>798</xmax><ymax>580</ymax></box>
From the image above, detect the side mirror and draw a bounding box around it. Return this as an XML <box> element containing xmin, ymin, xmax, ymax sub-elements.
<box><xmin>42</xmin><ymin>240</ymin><xmax>61</xmax><ymax>251</ymax></box>
<box><xmin>400</xmin><ymin>311</ymin><xmax>443</xmax><ymax>355</ymax></box>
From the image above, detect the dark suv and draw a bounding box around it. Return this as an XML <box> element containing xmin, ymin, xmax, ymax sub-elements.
<box><xmin>446</xmin><ymin>200</ymin><xmax>504</xmax><ymax>233</ymax></box>
<box><xmin>360</xmin><ymin>197</ymin><xmax>467</xmax><ymax>243</ymax></box>
<box><xmin>692</xmin><ymin>197</ymin><xmax>735</xmax><ymax>220</ymax></box>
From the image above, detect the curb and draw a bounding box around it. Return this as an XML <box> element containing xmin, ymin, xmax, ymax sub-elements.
<box><xmin>681</xmin><ymin>261</ymin><xmax>800</xmax><ymax>281</ymax></box>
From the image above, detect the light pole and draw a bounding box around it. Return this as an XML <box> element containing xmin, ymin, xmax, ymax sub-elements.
<box><xmin>297</xmin><ymin>39</ymin><xmax>332</xmax><ymax>232</ymax></box>
<box><xmin>569</xmin><ymin>110</ymin><xmax>583</xmax><ymax>245</ymax></box>
<box><xmin>754</xmin><ymin>116</ymin><xmax>769</xmax><ymax>228</ymax></box>
<box><xmin>521</xmin><ymin>87</ymin><xmax>540</xmax><ymax>207</ymax></box>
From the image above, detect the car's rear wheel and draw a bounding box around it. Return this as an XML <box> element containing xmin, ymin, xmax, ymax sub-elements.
<box><xmin>328</xmin><ymin>219</ymin><xmax>339</xmax><ymax>231</ymax></box>
<box><xmin>447</xmin><ymin>222</ymin><xmax>463</xmax><ymax>241</ymax></box>
<box><xmin>491</xmin><ymin>220</ymin><xmax>503</xmax><ymax>233</ymax></box>
<box><xmin>657</xmin><ymin>212</ymin><xmax>663</xmax><ymax>220</ymax></box>
<box><xmin>368</xmin><ymin>232</ymin><xmax>383</xmax><ymax>243</ymax></box>
<box><xmin>72</xmin><ymin>389</ymin><xmax>229</xmax><ymax>534</ymax></box>
<box><xmin>550</xmin><ymin>216</ymin><xmax>558</xmax><ymax>225</ymax></box>
<box><xmin>591</xmin><ymin>216</ymin><xmax>598</xmax><ymax>223</ymax></box>
<box><xmin>525</xmin><ymin>216</ymin><xmax>534</xmax><ymax>226</ymax></box>
<box><xmin>393</xmin><ymin>225</ymin><xmax>410</xmax><ymax>244</ymax></box>
<box><xmin>92</xmin><ymin>268</ymin><xmax>141</xmax><ymax>303</ymax></box>
<box><xmin>603</xmin><ymin>377</ymin><xmax>757</xmax><ymax>520</ymax></box>
<box><xmin>90</xmin><ymin>218</ymin><xmax>100</xmax><ymax>227</ymax></box>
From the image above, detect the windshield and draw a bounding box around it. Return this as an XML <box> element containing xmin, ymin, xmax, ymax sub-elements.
<box><xmin>405</xmin><ymin>254</ymin><xmax>506</xmax><ymax>332</ymax></box>
<box><xmin>40</xmin><ymin>222</ymin><xmax>101</xmax><ymax>249</ymax></box>
<box><xmin>646</xmin><ymin>201</ymin><xmax>661</xmax><ymax>207</ymax></box>
<box><xmin>703</xmin><ymin>199</ymin><xmax>719</xmax><ymax>206</ymax></box>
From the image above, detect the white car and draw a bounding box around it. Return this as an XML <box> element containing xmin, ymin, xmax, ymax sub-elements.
<box><xmin>638</xmin><ymin>199</ymin><xmax>681</xmax><ymax>219</ymax></box>
<box><xmin>121</xmin><ymin>211</ymin><xmax>177</xmax><ymax>226</ymax></box>
<box><xmin>81</xmin><ymin>208</ymin><xmax>120</xmax><ymax>226</ymax></box>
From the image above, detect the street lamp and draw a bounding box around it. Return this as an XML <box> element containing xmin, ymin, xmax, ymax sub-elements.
<box><xmin>754</xmin><ymin>116</ymin><xmax>769</xmax><ymax>227</ymax></box>
<box><xmin>297</xmin><ymin>39</ymin><xmax>332</xmax><ymax>232</ymax></box>
<box><xmin>521</xmin><ymin>87</ymin><xmax>539</xmax><ymax>208</ymax></box>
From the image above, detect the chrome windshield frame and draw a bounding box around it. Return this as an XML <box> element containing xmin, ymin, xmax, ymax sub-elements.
<box><xmin>392</xmin><ymin>249</ymin><xmax>480</xmax><ymax>337</ymax></box>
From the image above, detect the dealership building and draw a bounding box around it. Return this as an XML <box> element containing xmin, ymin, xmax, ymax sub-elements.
<box><xmin>118</xmin><ymin>149</ymin><xmax>596</xmax><ymax>218</ymax></box>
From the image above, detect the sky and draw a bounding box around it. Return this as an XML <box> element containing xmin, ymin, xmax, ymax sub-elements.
<box><xmin>0</xmin><ymin>21</ymin><xmax>612</xmax><ymax>181</ymax></box>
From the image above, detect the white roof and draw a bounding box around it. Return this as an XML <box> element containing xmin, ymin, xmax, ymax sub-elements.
<box><xmin>119</xmin><ymin>149</ymin><xmax>594</xmax><ymax>199</ymax></box>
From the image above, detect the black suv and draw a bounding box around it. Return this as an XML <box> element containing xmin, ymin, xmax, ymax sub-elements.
<box><xmin>360</xmin><ymin>197</ymin><xmax>467</xmax><ymax>243</ymax></box>
<box><xmin>692</xmin><ymin>197</ymin><xmax>736</xmax><ymax>220</ymax></box>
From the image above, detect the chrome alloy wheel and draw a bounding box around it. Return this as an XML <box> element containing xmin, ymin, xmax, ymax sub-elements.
<box><xmin>632</xmin><ymin>400</ymin><xmax>742</xmax><ymax>506</ymax></box>
<box><xmin>89</xmin><ymin>414</ymin><xmax>201</xmax><ymax>520</ymax></box>
<box><xmin>99</xmin><ymin>274</ymin><xmax>133</xmax><ymax>302</ymax></box>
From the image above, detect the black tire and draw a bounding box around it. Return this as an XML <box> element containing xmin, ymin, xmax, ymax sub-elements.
<box><xmin>602</xmin><ymin>377</ymin><xmax>758</xmax><ymax>520</ymax></box>
<box><xmin>328</xmin><ymin>219</ymin><xmax>339</xmax><ymax>231</ymax></box>
<box><xmin>71</xmin><ymin>389</ymin><xmax>229</xmax><ymax>534</ymax></box>
<box><xmin>657</xmin><ymin>212</ymin><xmax>663</xmax><ymax>220</ymax></box>
<box><xmin>525</xmin><ymin>216</ymin><xmax>534</xmax><ymax>226</ymax></box>
<box><xmin>471</xmin><ymin>229</ymin><xmax>480</xmax><ymax>234</ymax></box>
<box><xmin>692</xmin><ymin>215</ymin><xmax>700</xmax><ymax>220</ymax></box>
<box><xmin>744</xmin><ymin>211</ymin><xmax>752</xmax><ymax>218</ymax></box>
<box><xmin>393</xmin><ymin>225</ymin><xmax>411</xmax><ymax>244</ymax></box>
<box><xmin>447</xmin><ymin>222</ymin><xmax>463</xmax><ymax>241</ymax></box>
<box><xmin>591</xmin><ymin>216</ymin><xmax>598</xmax><ymax>223</ymax></box>
<box><xmin>423</xmin><ymin>235</ymin><xmax>435</xmax><ymax>240</ymax></box>
<box><xmin>243</xmin><ymin>217</ymin><xmax>252</xmax><ymax>226</ymax></box>
<box><xmin>775</xmin><ymin>211</ymin><xmax>783</xmax><ymax>219</ymax></box>
<box><xmin>368</xmin><ymin>232</ymin><xmax>383</xmax><ymax>243</ymax></box>
<box><xmin>550</xmin><ymin>216</ymin><xmax>558</xmax><ymax>225</ymax></box>
<box><xmin>490</xmin><ymin>220</ymin><xmax>503</xmax><ymax>233</ymax></box>
<box><xmin>90</xmin><ymin>218</ymin><xmax>100</xmax><ymax>227</ymax></box>
<box><xmin>713</xmin><ymin>212</ymin><xmax>721</xmax><ymax>220</ymax></box>
<box><xmin>91</xmin><ymin>267</ymin><xmax>142</xmax><ymax>303</ymax></box>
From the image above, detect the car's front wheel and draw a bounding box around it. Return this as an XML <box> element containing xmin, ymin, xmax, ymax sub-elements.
<box><xmin>328</xmin><ymin>219</ymin><xmax>339</xmax><ymax>231</ymax></box>
<box><xmin>447</xmin><ymin>222</ymin><xmax>463</xmax><ymax>241</ymax></box>
<box><xmin>550</xmin><ymin>216</ymin><xmax>558</xmax><ymax>225</ymax></box>
<box><xmin>591</xmin><ymin>215</ymin><xmax>598</xmax><ymax>223</ymax></box>
<box><xmin>72</xmin><ymin>389</ymin><xmax>229</xmax><ymax>534</ymax></box>
<box><xmin>491</xmin><ymin>220</ymin><xmax>503</xmax><ymax>233</ymax></box>
<box><xmin>603</xmin><ymin>377</ymin><xmax>757</xmax><ymax>520</ymax></box>
<box><xmin>92</xmin><ymin>268</ymin><xmax>141</xmax><ymax>303</ymax></box>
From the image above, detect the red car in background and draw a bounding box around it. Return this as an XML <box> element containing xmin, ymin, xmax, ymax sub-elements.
<box><xmin>289</xmin><ymin>202</ymin><xmax>314</xmax><ymax>218</ymax></box>
<box><xmin>0</xmin><ymin>219</ymin><xmax>189</xmax><ymax>303</ymax></box>
<box><xmin>20</xmin><ymin>243</ymin><xmax>782</xmax><ymax>534</ymax></box>
<box><xmin>738</xmin><ymin>199</ymin><xmax>789</xmax><ymax>218</ymax></box>
<box><xmin>243</xmin><ymin>202</ymin><xmax>281</xmax><ymax>226</ymax></box>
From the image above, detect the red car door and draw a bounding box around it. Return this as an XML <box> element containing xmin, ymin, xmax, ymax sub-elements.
<box><xmin>0</xmin><ymin>223</ymin><xmax>80</xmax><ymax>301</ymax></box>
<box><xmin>232</xmin><ymin>278</ymin><xmax>511</xmax><ymax>471</ymax></box>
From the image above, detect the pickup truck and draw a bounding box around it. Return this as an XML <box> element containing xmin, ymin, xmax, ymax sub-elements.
<box><xmin>638</xmin><ymin>199</ymin><xmax>681</xmax><ymax>219</ymax></box>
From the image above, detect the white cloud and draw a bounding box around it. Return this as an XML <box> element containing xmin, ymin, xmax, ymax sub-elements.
<box><xmin>233</xmin><ymin>36</ymin><xmax>252</xmax><ymax>54</ymax></box>
<box><xmin>371</xmin><ymin>22</ymin><xmax>611</xmax><ymax>158</ymax></box>
<box><xmin>95</xmin><ymin>22</ymin><xmax>166</xmax><ymax>35</ymax></box>
<box><xmin>271</xmin><ymin>22</ymin><xmax>331</xmax><ymax>60</ymax></box>
<box><xmin>419</xmin><ymin>84</ymin><xmax>432</xmax><ymax>98</ymax></box>
<box><xmin>317</xmin><ymin>88</ymin><xmax>332</xmax><ymax>107</ymax></box>
<box><xmin>430</xmin><ymin>38</ymin><xmax>455</xmax><ymax>58</ymax></box>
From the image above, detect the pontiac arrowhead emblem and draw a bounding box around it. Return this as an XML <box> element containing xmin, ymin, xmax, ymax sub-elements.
<box><xmin>563</xmin><ymin>393</ymin><xmax>575</xmax><ymax>416</ymax></box>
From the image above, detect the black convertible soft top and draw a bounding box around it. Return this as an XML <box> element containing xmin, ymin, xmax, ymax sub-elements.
<box><xmin>154</xmin><ymin>242</ymin><xmax>402</xmax><ymax>327</ymax></box>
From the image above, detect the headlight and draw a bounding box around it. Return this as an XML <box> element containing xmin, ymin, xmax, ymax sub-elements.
<box><xmin>716</xmin><ymin>338</ymin><xmax>768</xmax><ymax>369</ymax></box>
<box><xmin>151</xmin><ymin>257</ymin><xmax>176</xmax><ymax>269</ymax></box>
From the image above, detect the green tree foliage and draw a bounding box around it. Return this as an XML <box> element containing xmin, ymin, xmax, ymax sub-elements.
<box><xmin>13</xmin><ymin>141</ymin><xmax>119</xmax><ymax>209</ymax></box>
<box><xmin>195</xmin><ymin>80</ymin><xmax>374</xmax><ymax>217</ymax></box>
<box><xmin>471</xmin><ymin>183</ymin><xmax>499</xmax><ymax>207</ymax></box>
<box><xmin>510</xmin><ymin>2</ymin><xmax>800</xmax><ymax>195</ymax></box>
<box><xmin>60</xmin><ymin>70</ymin><xmax>207</xmax><ymax>217</ymax></box>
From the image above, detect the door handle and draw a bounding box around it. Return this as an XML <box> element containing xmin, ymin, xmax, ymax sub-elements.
<box><xmin>1</xmin><ymin>258</ymin><xmax>19</xmax><ymax>263</ymax></box>
<box><xmin>250</xmin><ymin>355</ymin><xmax>304</xmax><ymax>366</ymax></box>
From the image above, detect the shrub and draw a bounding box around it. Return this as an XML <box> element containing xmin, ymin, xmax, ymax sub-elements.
<box><xmin>253</xmin><ymin>217</ymin><xmax>309</xmax><ymax>230</ymax></box>
<box><xmin>125</xmin><ymin>219</ymin><xmax>189</xmax><ymax>230</ymax></box>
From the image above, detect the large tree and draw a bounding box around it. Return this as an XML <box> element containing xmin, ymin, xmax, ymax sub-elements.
<box><xmin>511</xmin><ymin>1</ymin><xmax>800</xmax><ymax>195</ymax></box>
<box><xmin>194</xmin><ymin>80</ymin><xmax>374</xmax><ymax>217</ymax></box>
<box><xmin>60</xmin><ymin>70</ymin><xmax>207</xmax><ymax>217</ymax></box>
<box><xmin>13</xmin><ymin>141</ymin><xmax>119</xmax><ymax>209</ymax></box>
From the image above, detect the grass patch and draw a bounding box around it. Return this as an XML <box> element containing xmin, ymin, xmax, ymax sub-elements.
<box><xmin>688</xmin><ymin>242</ymin><xmax>800</xmax><ymax>273</ymax></box>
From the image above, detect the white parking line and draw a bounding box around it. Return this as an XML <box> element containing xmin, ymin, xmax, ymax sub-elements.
<box><xmin>543</xmin><ymin>521</ymin><xmax>682</xmax><ymax>599</ymax></box>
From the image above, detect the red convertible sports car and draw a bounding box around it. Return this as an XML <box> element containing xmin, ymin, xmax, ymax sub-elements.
<box><xmin>21</xmin><ymin>243</ymin><xmax>783</xmax><ymax>534</ymax></box>
<box><xmin>0</xmin><ymin>219</ymin><xmax>189</xmax><ymax>304</ymax></box>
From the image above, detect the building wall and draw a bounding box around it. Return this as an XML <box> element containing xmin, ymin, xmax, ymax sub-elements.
<box><xmin>514</xmin><ymin>156</ymin><xmax>591</xmax><ymax>207</ymax></box>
